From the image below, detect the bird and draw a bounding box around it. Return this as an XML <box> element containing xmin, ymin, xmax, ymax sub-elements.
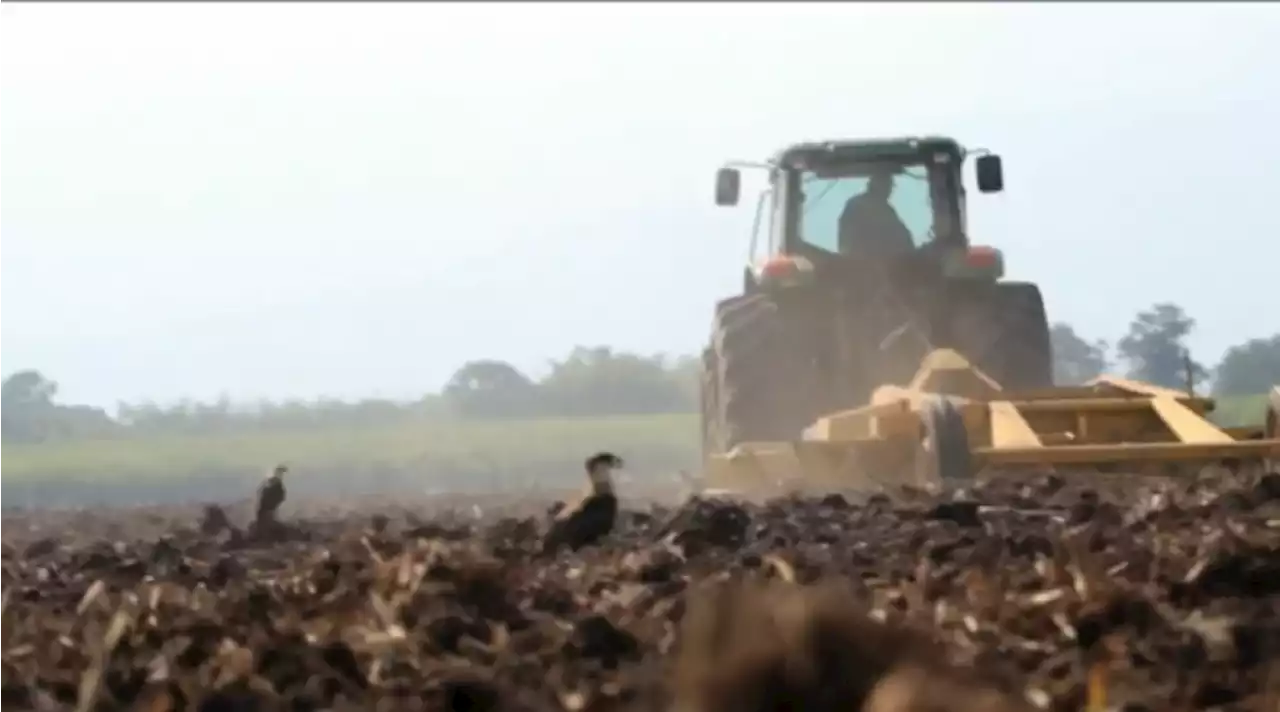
<box><xmin>255</xmin><ymin>463</ymin><xmax>288</xmax><ymax>529</ymax></box>
<box><xmin>541</xmin><ymin>452</ymin><xmax>623</xmax><ymax>554</ymax></box>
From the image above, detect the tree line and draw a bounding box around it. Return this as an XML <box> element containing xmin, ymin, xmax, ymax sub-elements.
<box><xmin>1050</xmin><ymin>302</ymin><xmax>1278</xmax><ymax>393</ymax></box>
<box><xmin>1</xmin><ymin>346</ymin><xmax>701</xmax><ymax>444</ymax></box>
<box><xmin>3</xmin><ymin>302</ymin><xmax>1277</xmax><ymax>444</ymax></box>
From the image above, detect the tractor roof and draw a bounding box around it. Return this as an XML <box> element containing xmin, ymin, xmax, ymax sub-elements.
<box><xmin>771</xmin><ymin>136</ymin><xmax>965</xmax><ymax>166</ymax></box>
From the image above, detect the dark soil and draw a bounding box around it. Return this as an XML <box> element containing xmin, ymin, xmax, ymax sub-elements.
<box><xmin>3</xmin><ymin>472</ymin><xmax>1280</xmax><ymax>711</ymax></box>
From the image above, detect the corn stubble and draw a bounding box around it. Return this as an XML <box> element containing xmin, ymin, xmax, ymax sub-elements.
<box><xmin>2</xmin><ymin>470</ymin><xmax>1279</xmax><ymax>711</ymax></box>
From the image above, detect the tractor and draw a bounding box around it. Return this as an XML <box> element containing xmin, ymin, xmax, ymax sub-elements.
<box><xmin>700</xmin><ymin>136</ymin><xmax>1054</xmax><ymax>457</ymax></box>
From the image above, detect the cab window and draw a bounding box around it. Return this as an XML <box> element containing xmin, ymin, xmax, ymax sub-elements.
<box><xmin>797</xmin><ymin>165</ymin><xmax>935</xmax><ymax>254</ymax></box>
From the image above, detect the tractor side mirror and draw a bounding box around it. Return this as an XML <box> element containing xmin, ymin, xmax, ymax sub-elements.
<box><xmin>715</xmin><ymin>167</ymin><xmax>742</xmax><ymax>206</ymax></box>
<box><xmin>975</xmin><ymin>154</ymin><xmax>1004</xmax><ymax>194</ymax></box>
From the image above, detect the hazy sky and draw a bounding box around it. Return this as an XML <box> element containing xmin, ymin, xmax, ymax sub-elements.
<box><xmin>3</xmin><ymin>3</ymin><xmax>1278</xmax><ymax>408</ymax></box>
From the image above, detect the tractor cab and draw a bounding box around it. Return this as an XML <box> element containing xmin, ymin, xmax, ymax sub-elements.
<box><xmin>713</xmin><ymin>137</ymin><xmax>1007</xmax><ymax>292</ymax></box>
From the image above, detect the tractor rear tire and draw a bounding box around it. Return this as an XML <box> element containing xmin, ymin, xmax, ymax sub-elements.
<box><xmin>950</xmin><ymin>282</ymin><xmax>1053</xmax><ymax>390</ymax></box>
<box><xmin>700</xmin><ymin>293</ymin><xmax>808</xmax><ymax>455</ymax></box>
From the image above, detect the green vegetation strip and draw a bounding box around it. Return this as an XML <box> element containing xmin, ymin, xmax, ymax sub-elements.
<box><xmin>3</xmin><ymin>396</ymin><xmax>1270</xmax><ymax>485</ymax></box>
<box><xmin>2</xmin><ymin>414</ymin><xmax>701</xmax><ymax>483</ymax></box>
<box><xmin>1211</xmin><ymin>394</ymin><xmax>1270</xmax><ymax>428</ymax></box>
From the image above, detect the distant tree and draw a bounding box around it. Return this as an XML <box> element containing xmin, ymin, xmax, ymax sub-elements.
<box><xmin>538</xmin><ymin>346</ymin><xmax>692</xmax><ymax>416</ymax></box>
<box><xmin>1050</xmin><ymin>323</ymin><xmax>1110</xmax><ymax>385</ymax></box>
<box><xmin>444</xmin><ymin>359</ymin><xmax>538</xmax><ymax>418</ymax></box>
<box><xmin>1213</xmin><ymin>334</ymin><xmax>1280</xmax><ymax>396</ymax></box>
<box><xmin>2</xmin><ymin>369</ymin><xmax>57</xmax><ymax>408</ymax></box>
<box><xmin>1116</xmin><ymin>303</ymin><xmax>1208</xmax><ymax>389</ymax></box>
<box><xmin>2</xmin><ymin>370</ymin><xmax>116</xmax><ymax>442</ymax></box>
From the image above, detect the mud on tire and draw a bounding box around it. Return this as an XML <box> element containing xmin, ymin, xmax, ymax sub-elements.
<box><xmin>700</xmin><ymin>293</ymin><xmax>808</xmax><ymax>455</ymax></box>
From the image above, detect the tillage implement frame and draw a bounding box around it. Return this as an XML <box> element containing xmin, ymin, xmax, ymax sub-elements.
<box><xmin>703</xmin><ymin>349</ymin><xmax>1280</xmax><ymax>494</ymax></box>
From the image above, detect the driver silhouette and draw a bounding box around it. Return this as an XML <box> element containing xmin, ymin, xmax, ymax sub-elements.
<box><xmin>837</xmin><ymin>170</ymin><xmax>914</xmax><ymax>258</ymax></box>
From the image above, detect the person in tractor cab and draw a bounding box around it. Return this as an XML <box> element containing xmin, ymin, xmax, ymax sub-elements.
<box><xmin>837</xmin><ymin>169</ymin><xmax>915</xmax><ymax>258</ymax></box>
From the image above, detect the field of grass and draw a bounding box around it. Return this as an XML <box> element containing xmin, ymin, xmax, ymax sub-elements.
<box><xmin>2</xmin><ymin>393</ymin><xmax>1271</xmax><ymax>510</ymax></box>
<box><xmin>1211</xmin><ymin>394</ymin><xmax>1272</xmax><ymax>428</ymax></box>
<box><xmin>1</xmin><ymin>414</ymin><xmax>701</xmax><ymax>509</ymax></box>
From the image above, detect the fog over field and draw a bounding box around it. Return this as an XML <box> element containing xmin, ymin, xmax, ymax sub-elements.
<box><xmin>4</xmin><ymin>3</ymin><xmax>1279</xmax><ymax>408</ymax></box>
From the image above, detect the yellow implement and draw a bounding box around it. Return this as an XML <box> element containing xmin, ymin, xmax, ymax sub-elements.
<box><xmin>705</xmin><ymin>349</ymin><xmax>1280</xmax><ymax>494</ymax></box>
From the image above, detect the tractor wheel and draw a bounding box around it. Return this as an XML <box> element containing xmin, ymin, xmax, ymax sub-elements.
<box><xmin>950</xmin><ymin>282</ymin><xmax>1053</xmax><ymax>390</ymax></box>
<box><xmin>915</xmin><ymin>398</ymin><xmax>974</xmax><ymax>482</ymax></box>
<box><xmin>701</xmin><ymin>293</ymin><xmax>806</xmax><ymax>454</ymax></box>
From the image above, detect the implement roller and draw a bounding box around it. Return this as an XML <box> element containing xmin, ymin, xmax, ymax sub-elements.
<box><xmin>704</xmin><ymin>349</ymin><xmax>1280</xmax><ymax>494</ymax></box>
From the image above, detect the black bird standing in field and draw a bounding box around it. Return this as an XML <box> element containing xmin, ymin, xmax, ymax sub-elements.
<box><xmin>255</xmin><ymin>463</ymin><xmax>288</xmax><ymax>529</ymax></box>
<box><xmin>542</xmin><ymin>452</ymin><xmax>623</xmax><ymax>554</ymax></box>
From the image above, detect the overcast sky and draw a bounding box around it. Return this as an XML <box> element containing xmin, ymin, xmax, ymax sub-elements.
<box><xmin>3</xmin><ymin>3</ymin><xmax>1278</xmax><ymax>407</ymax></box>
